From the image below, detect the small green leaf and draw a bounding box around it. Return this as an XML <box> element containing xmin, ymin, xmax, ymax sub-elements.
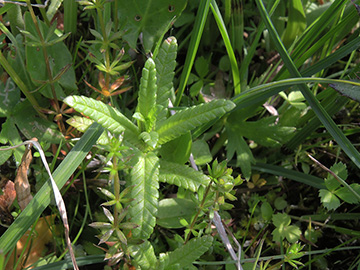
<box><xmin>319</xmin><ymin>189</ymin><xmax>340</xmax><ymax>211</ymax></box>
<box><xmin>272</xmin><ymin>213</ymin><xmax>291</xmax><ymax>228</ymax></box>
<box><xmin>157</xmin><ymin>198</ymin><xmax>197</xmax><ymax>229</ymax></box>
<box><xmin>261</xmin><ymin>202</ymin><xmax>273</xmax><ymax>221</ymax></box>
<box><xmin>0</xmin><ymin>146</ymin><xmax>13</xmax><ymax>166</ymax></box>
<box><xmin>24</xmin><ymin>13</ymin><xmax>76</xmax><ymax>92</ymax></box>
<box><xmin>66</xmin><ymin>116</ymin><xmax>110</xmax><ymax>145</ymax></box>
<box><xmin>191</xmin><ymin>139</ymin><xmax>212</xmax><ymax>165</ymax></box>
<box><xmin>13</xmin><ymin>101</ymin><xmax>64</xmax><ymax>144</ymax></box>
<box><xmin>274</xmin><ymin>196</ymin><xmax>288</xmax><ymax>210</ymax></box>
<box><xmin>283</xmin><ymin>225</ymin><xmax>301</xmax><ymax>243</ymax></box>
<box><xmin>194</xmin><ymin>56</ymin><xmax>209</xmax><ymax>78</ymax></box>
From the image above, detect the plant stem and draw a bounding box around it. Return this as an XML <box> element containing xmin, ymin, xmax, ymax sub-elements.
<box><xmin>184</xmin><ymin>179</ymin><xmax>213</xmax><ymax>244</ymax></box>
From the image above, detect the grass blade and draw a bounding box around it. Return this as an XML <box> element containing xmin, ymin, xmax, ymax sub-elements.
<box><xmin>0</xmin><ymin>122</ymin><xmax>104</xmax><ymax>254</ymax></box>
<box><xmin>255</xmin><ymin>0</ymin><xmax>360</xmax><ymax>170</ymax></box>
<box><xmin>175</xmin><ymin>0</ymin><xmax>211</xmax><ymax>106</ymax></box>
<box><xmin>210</xmin><ymin>0</ymin><xmax>240</xmax><ymax>95</ymax></box>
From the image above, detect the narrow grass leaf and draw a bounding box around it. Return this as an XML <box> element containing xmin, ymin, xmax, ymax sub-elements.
<box><xmin>0</xmin><ymin>122</ymin><xmax>103</xmax><ymax>255</ymax></box>
<box><xmin>255</xmin><ymin>0</ymin><xmax>360</xmax><ymax>170</ymax></box>
<box><xmin>210</xmin><ymin>0</ymin><xmax>240</xmax><ymax>95</ymax></box>
<box><xmin>175</xmin><ymin>0</ymin><xmax>211</xmax><ymax>106</ymax></box>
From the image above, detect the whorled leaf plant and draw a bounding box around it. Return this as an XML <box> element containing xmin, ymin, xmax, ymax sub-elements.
<box><xmin>64</xmin><ymin>36</ymin><xmax>235</xmax><ymax>267</ymax></box>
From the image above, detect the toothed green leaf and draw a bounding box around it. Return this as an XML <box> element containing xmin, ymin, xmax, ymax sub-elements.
<box><xmin>138</xmin><ymin>58</ymin><xmax>157</xmax><ymax>131</ymax></box>
<box><xmin>63</xmin><ymin>95</ymin><xmax>141</xmax><ymax>147</ymax></box>
<box><xmin>159</xmin><ymin>160</ymin><xmax>210</xmax><ymax>192</ymax></box>
<box><xmin>129</xmin><ymin>152</ymin><xmax>159</xmax><ymax>239</ymax></box>
<box><xmin>156</xmin><ymin>99</ymin><xmax>235</xmax><ymax>145</ymax></box>
<box><xmin>163</xmin><ymin>236</ymin><xmax>213</xmax><ymax>270</ymax></box>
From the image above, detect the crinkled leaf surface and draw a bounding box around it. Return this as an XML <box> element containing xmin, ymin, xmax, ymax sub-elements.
<box><xmin>129</xmin><ymin>240</ymin><xmax>157</xmax><ymax>270</ymax></box>
<box><xmin>118</xmin><ymin>0</ymin><xmax>187</xmax><ymax>52</ymax></box>
<box><xmin>138</xmin><ymin>58</ymin><xmax>157</xmax><ymax>130</ymax></box>
<box><xmin>159</xmin><ymin>160</ymin><xmax>210</xmax><ymax>192</ymax></box>
<box><xmin>64</xmin><ymin>95</ymin><xmax>141</xmax><ymax>147</ymax></box>
<box><xmin>156</xmin><ymin>99</ymin><xmax>235</xmax><ymax>145</ymax></box>
<box><xmin>155</xmin><ymin>37</ymin><xmax>177</xmax><ymax>108</ymax></box>
<box><xmin>163</xmin><ymin>236</ymin><xmax>213</xmax><ymax>270</ymax></box>
<box><xmin>129</xmin><ymin>152</ymin><xmax>159</xmax><ymax>239</ymax></box>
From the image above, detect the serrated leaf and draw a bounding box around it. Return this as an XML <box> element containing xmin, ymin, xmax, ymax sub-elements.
<box><xmin>63</xmin><ymin>95</ymin><xmax>141</xmax><ymax>147</ymax></box>
<box><xmin>325</xmin><ymin>162</ymin><xmax>347</xmax><ymax>191</ymax></box>
<box><xmin>272</xmin><ymin>213</ymin><xmax>291</xmax><ymax>228</ymax></box>
<box><xmin>157</xmin><ymin>198</ymin><xmax>197</xmax><ymax>229</ymax></box>
<box><xmin>319</xmin><ymin>189</ymin><xmax>340</xmax><ymax>211</ymax></box>
<box><xmin>129</xmin><ymin>152</ymin><xmax>159</xmax><ymax>239</ymax></box>
<box><xmin>138</xmin><ymin>58</ymin><xmax>157</xmax><ymax>131</ymax></box>
<box><xmin>272</xmin><ymin>213</ymin><xmax>301</xmax><ymax>243</ymax></box>
<box><xmin>155</xmin><ymin>36</ymin><xmax>177</xmax><ymax>108</ymax></box>
<box><xmin>335</xmin><ymin>184</ymin><xmax>360</xmax><ymax>204</ymax></box>
<box><xmin>156</xmin><ymin>99</ymin><xmax>235</xmax><ymax>145</ymax></box>
<box><xmin>159</xmin><ymin>160</ymin><xmax>210</xmax><ymax>192</ymax></box>
<box><xmin>129</xmin><ymin>241</ymin><xmax>157</xmax><ymax>270</ymax></box>
<box><xmin>164</xmin><ymin>236</ymin><xmax>213</xmax><ymax>270</ymax></box>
